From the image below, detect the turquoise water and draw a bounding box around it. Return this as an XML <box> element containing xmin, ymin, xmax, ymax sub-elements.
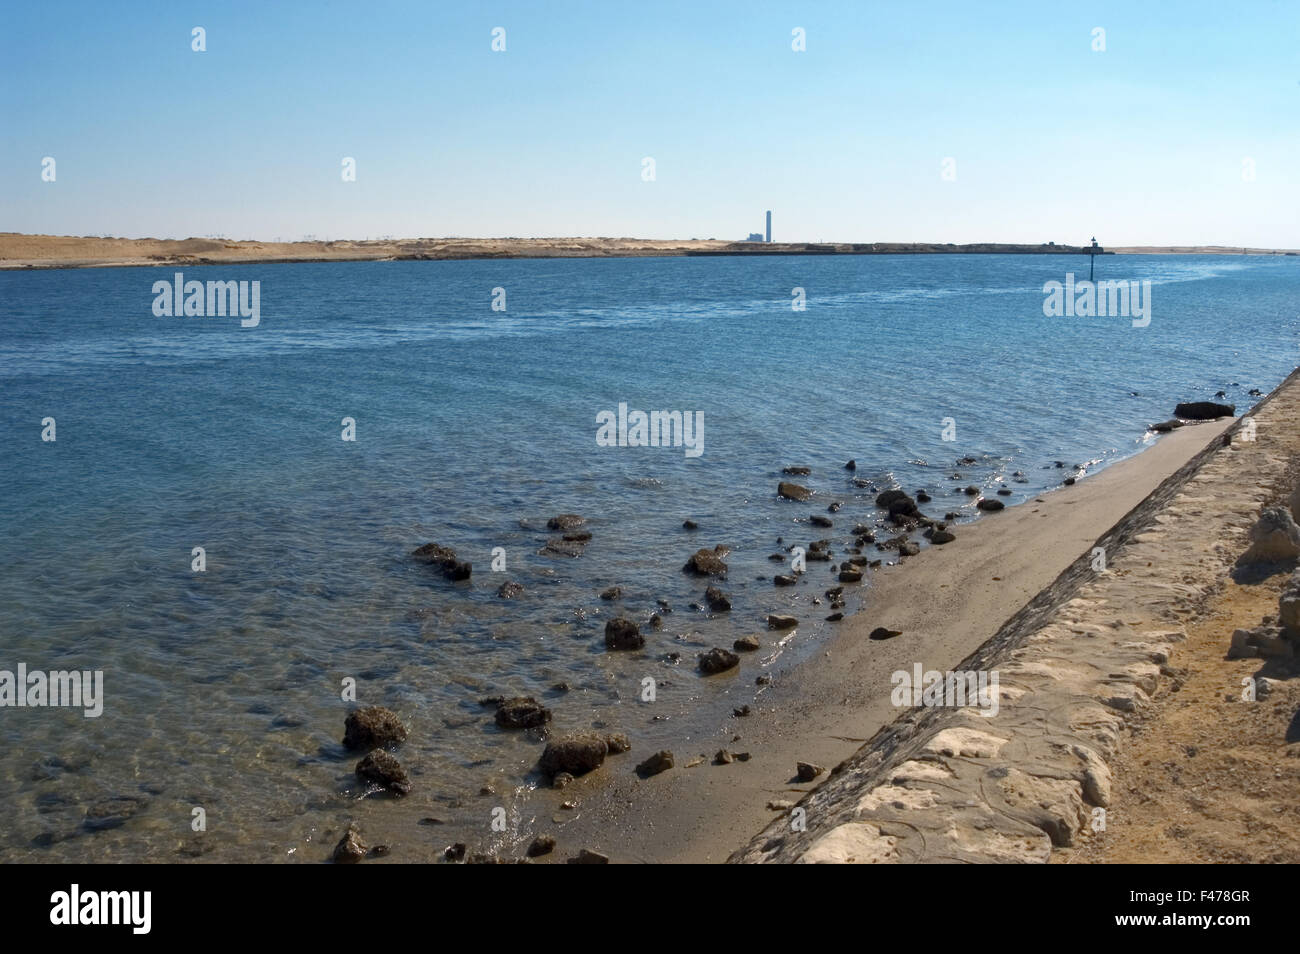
<box><xmin>0</xmin><ymin>253</ymin><xmax>1296</xmax><ymax>860</ymax></box>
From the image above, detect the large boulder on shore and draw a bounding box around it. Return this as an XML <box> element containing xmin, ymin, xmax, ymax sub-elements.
<box><xmin>1175</xmin><ymin>401</ymin><xmax>1235</xmax><ymax>420</ymax></box>
<box><xmin>683</xmin><ymin>547</ymin><xmax>728</xmax><ymax>577</ymax></box>
<box><xmin>1236</xmin><ymin>507</ymin><xmax>1300</xmax><ymax>566</ymax></box>
<box><xmin>343</xmin><ymin>706</ymin><xmax>408</xmax><ymax>750</ymax></box>
<box><xmin>539</xmin><ymin>733</ymin><xmax>608</xmax><ymax>778</ymax></box>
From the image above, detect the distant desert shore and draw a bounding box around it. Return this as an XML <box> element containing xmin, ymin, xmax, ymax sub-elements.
<box><xmin>2</xmin><ymin>232</ymin><xmax>1297</xmax><ymax>270</ymax></box>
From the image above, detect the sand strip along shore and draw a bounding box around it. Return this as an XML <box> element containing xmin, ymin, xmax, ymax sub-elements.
<box><xmin>3</xmin><ymin>233</ymin><xmax>1297</xmax><ymax>269</ymax></box>
<box><xmin>514</xmin><ymin>397</ymin><xmax>1268</xmax><ymax>862</ymax></box>
<box><xmin>727</xmin><ymin>369</ymin><xmax>1299</xmax><ymax>864</ymax></box>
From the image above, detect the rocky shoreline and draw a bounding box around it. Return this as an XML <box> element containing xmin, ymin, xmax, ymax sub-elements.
<box><xmin>730</xmin><ymin>368</ymin><xmax>1299</xmax><ymax>863</ymax></box>
<box><xmin>325</xmin><ymin>389</ymin><xmax>1267</xmax><ymax>863</ymax></box>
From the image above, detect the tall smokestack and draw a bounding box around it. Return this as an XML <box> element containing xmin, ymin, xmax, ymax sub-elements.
<box><xmin>765</xmin><ymin>210</ymin><xmax>772</xmax><ymax>243</ymax></box>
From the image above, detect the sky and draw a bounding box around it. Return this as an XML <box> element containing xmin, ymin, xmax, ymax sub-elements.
<box><xmin>1</xmin><ymin>0</ymin><xmax>1297</xmax><ymax>246</ymax></box>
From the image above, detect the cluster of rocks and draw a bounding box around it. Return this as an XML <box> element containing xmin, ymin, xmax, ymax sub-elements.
<box><xmin>333</xmin><ymin>706</ymin><xmax>413</xmax><ymax>862</ymax></box>
<box><xmin>342</xmin><ymin>706</ymin><xmax>411</xmax><ymax>798</ymax></box>
<box><xmin>540</xmin><ymin>514</ymin><xmax>592</xmax><ymax>558</ymax></box>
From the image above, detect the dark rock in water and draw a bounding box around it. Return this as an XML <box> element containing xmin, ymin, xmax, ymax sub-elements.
<box><xmin>497</xmin><ymin>581</ymin><xmax>524</xmax><ymax>599</ymax></box>
<box><xmin>827</xmin><ymin>501</ymin><xmax>842</xmax><ymax>513</ymax></box>
<box><xmin>782</xmin><ymin>465</ymin><xmax>811</xmax><ymax>476</ymax></box>
<box><xmin>964</xmin><ymin>486</ymin><xmax>980</xmax><ymax>496</ymax></box>
<box><xmin>682</xmin><ymin>519</ymin><xmax>699</xmax><ymax>530</ymax></box>
<box><xmin>778</xmin><ymin>481</ymin><xmax>812</xmax><ymax>501</ymax></box>
<box><xmin>1149</xmin><ymin>419</ymin><xmax>1184</xmax><ymax>433</ymax></box>
<box><xmin>958</xmin><ymin>456</ymin><xmax>977</xmax><ymax>465</ymax></box>
<box><xmin>604</xmin><ymin>617</ymin><xmax>644</xmax><ymax>650</ymax></box>
<box><xmin>796</xmin><ymin>762</ymin><xmax>824</xmax><ymax>782</ymax></box>
<box><xmin>1214</xmin><ymin>390</ymin><xmax>1226</xmax><ymax>399</ymax></box>
<box><xmin>1063</xmin><ymin>477</ymin><xmax>1076</xmax><ymax>486</ymax></box>
<box><xmin>869</xmin><ymin>627</ymin><xmax>902</xmax><ymax>641</ymax></box>
<box><xmin>768</xmin><ymin>614</ymin><xmax>798</xmax><ymax>630</ymax></box>
<box><xmin>551</xmin><ymin>772</ymin><xmax>575</xmax><ymax>790</ymax></box>
<box><xmin>916</xmin><ymin>491</ymin><xmax>932</xmax><ymax>503</ymax></box>
<box><xmin>977</xmin><ymin>498</ymin><xmax>1005</xmax><ymax>512</ymax></box>
<box><xmin>541</xmin><ymin>537</ymin><xmax>585</xmax><ymax>558</ymax></box>
<box><xmin>851</xmin><ymin>524</ymin><xmax>873</xmax><ymax>536</ymax></box>
<box><xmin>410</xmin><ymin>542</ymin><xmax>456</xmax><ymax>565</ymax></box>
<box><xmin>604</xmin><ymin>733</ymin><xmax>631</xmax><ymax>754</ymax></box>
<box><xmin>931</xmin><ymin>529</ymin><xmax>956</xmax><ymax>544</ymax></box>
<box><xmin>875</xmin><ymin>489</ymin><xmax>909</xmax><ymax>509</ymax></box>
<box><xmin>333</xmin><ymin>824</ymin><xmax>368</xmax><ymax>863</ymax></box>
<box><xmin>563</xmin><ymin>531</ymin><xmax>592</xmax><ymax>542</ymax></box>
<box><xmin>547</xmin><ymin>514</ymin><xmax>586</xmax><ymax>531</ymax></box>
<box><xmin>945</xmin><ymin>511</ymin><xmax>961</xmax><ymax>521</ymax></box>
<box><xmin>756</xmin><ymin>673</ymin><xmax>773</xmax><ymax>685</ymax></box>
<box><xmin>356</xmin><ymin>749</ymin><xmax>412</xmax><ymax>796</ymax></box>
<box><xmin>683</xmin><ymin>547</ymin><xmax>728</xmax><ymax>577</ymax></box>
<box><xmin>768</xmin><ymin>552</ymin><xmax>786</xmax><ymax>562</ymax></box>
<box><xmin>648</xmin><ymin>612</ymin><xmax>663</xmax><ymax>629</ymax></box>
<box><xmin>1249</xmin><ymin>388</ymin><xmax>1262</xmax><ymax>397</ymax></box>
<box><xmin>811</xmin><ymin>514</ymin><xmax>833</xmax><ymax>528</ymax></box>
<box><xmin>343</xmin><ymin>706</ymin><xmax>408</xmax><ymax>750</ymax></box>
<box><xmin>83</xmin><ymin>795</ymin><xmax>145</xmax><ymax>832</ymax></box>
<box><xmin>704</xmin><ymin>585</ymin><xmax>732</xmax><ymax>612</ymax></box>
<box><xmin>839</xmin><ymin>568</ymin><xmax>863</xmax><ymax>582</ymax></box>
<box><xmin>997</xmin><ymin>487</ymin><xmax>1012</xmax><ymax>496</ymax></box>
<box><xmin>444</xmin><ymin>843</ymin><xmax>467</xmax><ymax>861</ymax></box>
<box><xmin>774</xmin><ymin>574</ymin><xmax>798</xmax><ymax>586</ymax></box>
<box><xmin>539</xmin><ymin>733</ymin><xmax>609</xmax><ymax>777</ymax></box>
<box><xmin>599</xmin><ymin>586</ymin><xmax>622</xmax><ymax>601</ymax></box>
<box><xmin>734</xmin><ymin>635</ymin><xmax>761</xmax><ymax>652</ymax></box>
<box><xmin>826</xmin><ymin>612</ymin><xmax>844</xmax><ymax>621</ymax></box>
<box><xmin>411</xmin><ymin>543</ymin><xmax>472</xmax><ymax>580</ymax></box>
<box><xmin>636</xmin><ymin>751</ymin><xmax>674</xmax><ymax>777</ymax></box>
<box><xmin>899</xmin><ymin>541</ymin><xmax>920</xmax><ymax>556</ymax></box>
<box><xmin>494</xmin><ymin>696</ymin><xmax>552</xmax><ymax>729</ymax></box>
<box><xmin>844</xmin><ymin>459</ymin><xmax>857</xmax><ymax>470</ymax></box>
<box><xmin>1175</xmin><ymin>401</ymin><xmax>1235</xmax><ymax>420</ymax></box>
<box><xmin>699</xmin><ymin>647</ymin><xmax>741</xmax><ymax>674</ymax></box>
<box><xmin>570</xmin><ymin>849</ymin><xmax>610</xmax><ymax>864</ymax></box>
<box><xmin>527</xmin><ymin>835</ymin><xmax>556</xmax><ymax>857</ymax></box>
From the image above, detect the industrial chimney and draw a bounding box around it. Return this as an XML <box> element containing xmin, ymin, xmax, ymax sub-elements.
<box><xmin>765</xmin><ymin>210</ymin><xmax>772</xmax><ymax>243</ymax></box>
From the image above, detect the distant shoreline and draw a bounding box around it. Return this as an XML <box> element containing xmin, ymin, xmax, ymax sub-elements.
<box><xmin>2</xmin><ymin>233</ymin><xmax>1296</xmax><ymax>271</ymax></box>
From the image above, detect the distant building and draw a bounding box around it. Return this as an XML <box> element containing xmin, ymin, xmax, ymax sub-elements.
<box><xmin>744</xmin><ymin>232</ymin><xmax>764</xmax><ymax>242</ymax></box>
<box><xmin>766</xmin><ymin>210</ymin><xmax>772</xmax><ymax>243</ymax></box>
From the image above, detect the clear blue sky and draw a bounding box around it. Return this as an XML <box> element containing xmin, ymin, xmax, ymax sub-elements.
<box><xmin>2</xmin><ymin>0</ymin><xmax>1296</xmax><ymax>245</ymax></box>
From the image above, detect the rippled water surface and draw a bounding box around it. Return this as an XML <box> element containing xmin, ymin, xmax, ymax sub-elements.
<box><xmin>1</xmin><ymin>253</ymin><xmax>1296</xmax><ymax>860</ymax></box>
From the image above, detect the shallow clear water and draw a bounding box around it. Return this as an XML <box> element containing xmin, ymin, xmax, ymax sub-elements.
<box><xmin>0</xmin><ymin>253</ymin><xmax>1296</xmax><ymax>860</ymax></box>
